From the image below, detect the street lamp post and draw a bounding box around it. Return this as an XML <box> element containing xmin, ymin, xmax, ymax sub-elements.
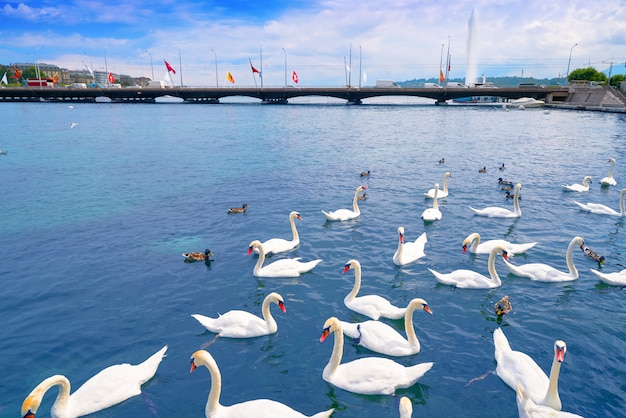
<box><xmin>104</xmin><ymin>44</ymin><xmax>110</xmax><ymax>86</ymax></box>
<box><xmin>566</xmin><ymin>43</ymin><xmax>578</xmax><ymax>82</ymax></box>
<box><xmin>211</xmin><ymin>49</ymin><xmax>218</xmax><ymax>87</ymax></box>
<box><xmin>282</xmin><ymin>48</ymin><xmax>287</xmax><ymax>87</ymax></box>
<box><xmin>145</xmin><ymin>49</ymin><xmax>154</xmax><ymax>80</ymax></box>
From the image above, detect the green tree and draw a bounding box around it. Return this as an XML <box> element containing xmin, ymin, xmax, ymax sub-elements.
<box><xmin>609</xmin><ymin>74</ymin><xmax>625</xmax><ymax>87</ymax></box>
<box><xmin>567</xmin><ymin>67</ymin><xmax>608</xmax><ymax>83</ymax></box>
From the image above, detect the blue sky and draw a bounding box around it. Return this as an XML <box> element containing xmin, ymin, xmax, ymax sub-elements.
<box><xmin>2</xmin><ymin>0</ymin><xmax>626</xmax><ymax>86</ymax></box>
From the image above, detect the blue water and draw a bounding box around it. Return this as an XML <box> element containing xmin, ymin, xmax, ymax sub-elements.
<box><xmin>1</xmin><ymin>100</ymin><xmax>625</xmax><ymax>418</ymax></box>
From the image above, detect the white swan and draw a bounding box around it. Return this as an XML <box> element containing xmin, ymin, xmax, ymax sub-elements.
<box><xmin>339</xmin><ymin>297</ymin><xmax>432</xmax><ymax>356</ymax></box>
<box><xmin>421</xmin><ymin>183</ymin><xmax>442</xmax><ymax>221</ymax></box>
<box><xmin>562</xmin><ymin>175</ymin><xmax>592</xmax><ymax>192</ymax></box>
<box><xmin>589</xmin><ymin>268</ymin><xmax>626</xmax><ymax>286</ymax></box>
<box><xmin>319</xmin><ymin>317</ymin><xmax>433</xmax><ymax>395</ymax></box>
<box><xmin>462</xmin><ymin>232</ymin><xmax>538</xmax><ymax>255</ymax></box>
<box><xmin>428</xmin><ymin>244</ymin><xmax>508</xmax><ymax>289</ymax></box>
<box><xmin>600</xmin><ymin>157</ymin><xmax>617</xmax><ymax>186</ymax></box>
<box><xmin>21</xmin><ymin>345</ymin><xmax>168</xmax><ymax>418</ymax></box>
<box><xmin>572</xmin><ymin>187</ymin><xmax>626</xmax><ymax>216</ymax></box>
<box><xmin>255</xmin><ymin>211</ymin><xmax>302</xmax><ymax>255</ymax></box>
<box><xmin>399</xmin><ymin>397</ymin><xmax>413</xmax><ymax>418</ymax></box>
<box><xmin>393</xmin><ymin>227</ymin><xmax>427</xmax><ymax>266</ymax></box>
<box><xmin>343</xmin><ymin>259</ymin><xmax>406</xmax><ymax>320</ymax></box>
<box><xmin>502</xmin><ymin>236</ymin><xmax>584</xmax><ymax>282</ymax></box>
<box><xmin>516</xmin><ymin>384</ymin><xmax>583</xmax><ymax>418</ymax></box>
<box><xmin>469</xmin><ymin>183</ymin><xmax>522</xmax><ymax>218</ymax></box>
<box><xmin>190</xmin><ymin>350</ymin><xmax>334</xmax><ymax>418</ymax></box>
<box><xmin>424</xmin><ymin>172</ymin><xmax>451</xmax><ymax>198</ymax></box>
<box><xmin>191</xmin><ymin>292</ymin><xmax>286</xmax><ymax>338</ymax></box>
<box><xmin>321</xmin><ymin>185</ymin><xmax>367</xmax><ymax>221</ymax></box>
<box><xmin>494</xmin><ymin>327</ymin><xmax>566</xmax><ymax>411</ymax></box>
<box><xmin>247</xmin><ymin>240</ymin><xmax>322</xmax><ymax>278</ymax></box>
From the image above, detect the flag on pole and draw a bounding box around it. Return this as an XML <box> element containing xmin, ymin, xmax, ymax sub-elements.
<box><xmin>13</xmin><ymin>66</ymin><xmax>22</xmax><ymax>79</ymax></box>
<box><xmin>107</xmin><ymin>73</ymin><xmax>115</xmax><ymax>83</ymax></box>
<box><xmin>439</xmin><ymin>69</ymin><xmax>445</xmax><ymax>82</ymax></box>
<box><xmin>292</xmin><ymin>71</ymin><xmax>298</xmax><ymax>84</ymax></box>
<box><xmin>345</xmin><ymin>62</ymin><xmax>351</xmax><ymax>73</ymax></box>
<box><xmin>250</xmin><ymin>59</ymin><xmax>259</xmax><ymax>74</ymax></box>
<box><xmin>226</xmin><ymin>71</ymin><xmax>235</xmax><ymax>84</ymax></box>
<box><xmin>362</xmin><ymin>71</ymin><xmax>367</xmax><ymax>84</ymax></box>
<box><xmin>1</xmin><ymin>72</ymin><xmax>7</xmax><ymax>85</ymax></box>
<box><xmin>82</xmin><ymin>61</ymin><xmax>94</xmax><ymax>77</ymax></box>
<box><xmin>53</xmin><ymin>72</ymin><xmax>58</xmax><ymax>84</ymax></box>
<box><xmin>164</xmin><ymin>60</ymin><xmax>176</xmax><ymax>74</ymax></box>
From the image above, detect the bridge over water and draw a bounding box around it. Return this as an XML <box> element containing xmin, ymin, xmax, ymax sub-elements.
<box><xmin>0</xmin><ymin>85</ymin><xmax>568</xmax><ymax>104</ymax></box>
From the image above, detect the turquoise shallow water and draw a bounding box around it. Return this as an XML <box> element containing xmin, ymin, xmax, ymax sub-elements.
<box><xmin>1</xmin><ymin>101</ymin><xmax>625</xmax><ymax>417</ymax></box>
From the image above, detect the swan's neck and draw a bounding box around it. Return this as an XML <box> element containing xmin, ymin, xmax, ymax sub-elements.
<box><xmin>487</xmin><ymin>248</ymin><xmax>502</xmax><ymax>286</ymax></box>
<box><xmin>442</xmin><ymin>176</ymin><xmax>448</xmax><ymax>193</ymax></box>
<box><xmin>289</xmin><ymin>215</ymin><xmax>300</xmax><ymax>242</ymax></box>
<box><xmin>513</xmin><ymin>187</ymin><xmax>521</xmax><ymax>214</ymax></box>
<box><xmin>582</xmin><ymin>177</ymin><xmax>590</xmax><ymax>187</ymax></box>
<box><xmin>404</xmin><ymin>305</ymin><xmax>420</xmax><ymax>348</ymax></box>
<box><xmin>469</xmin><ymin>234</ymin><xmax>480</xmax><ymax>252</ymax></box>
<box><xmin>542</xmin><ymin>357</ymin><xmax>562</xmax><ymax>410</ymax></box>
<box><xmin>202</xmin><ymin>356</ymin><xmax>223</xmax><ymax>415</ymax></box>
<box><xmin>565</xmin><ymin>239</ymin><xmax>579</xmax><ymax>278</ymax></box>
<box><xmin>396</xmin><ymin>239</ymin><xmax>404</xmax><ymax>259</ymax></box>
<box><xmin>432</xmin><ymin>189</ymin><xmax>439</xmax><ymax>209</ymax></box>
<box><xmin>261</xmin><ymin>297</ymin><xmax>277</xmax><ymax>331</ymax></box>
<box><xmin>352</xmin><ymin>190</ymin><xmax>361</xmax><ymax>213</ymax></box>
<box><xmin>620</xmin><ymin>190</ymin><xmax>626</xmax><ymax>216</ymax></box>
<box><xmin>253</xmin><ymin>246</ymin><xmax>266</xmax><ymax>275</ymax></box>
<box><xmin>26</xmin><ymin>375</ymin><xmax>71</xmax><ymax>417</ymax></box>
<box><xmin>325</xmin><ymin>326</ymin><xmax>344</xmax><ymax>377</ymax></box>
<box><xmin>608</xmin><ymin>160</ymin><xmax>615</xmax><ymax>177</ymax></box>
<box><xmin>345</xmin><ymin>266</ymin><xmax>361</xmax><ymax>302</ymax></box>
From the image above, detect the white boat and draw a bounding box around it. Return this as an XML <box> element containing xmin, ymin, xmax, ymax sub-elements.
<box><xmin>510</xmin><ymin>97</ymin><xmax>545</xmax><ymax>109</ymax></box>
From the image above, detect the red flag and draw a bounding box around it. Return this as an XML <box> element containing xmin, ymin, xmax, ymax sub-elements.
<box><xmin>226</xmin><ymin>71</ymin><xmax>235</xmax><ymax>84</ymax></box>
<box><xmin>439</xmin><ymin>70</ymin><xmax>444</xmax><ymax>82</ymax></box>
<box><xmin>13</xmin><ymin>66</ymin><xmax>22</xmax><ymax>79</ymax></box>
<box><xmin>164</xmin><ymin>60</ymin><xmax>176</xmax><ymax>74</ymax></box>
<box><xmin>292</xmin><ymin>71</ymin><xmax>298</xmax><ymax>84</ymax></box>
<box><xmin>250</xmin><ymin>59</ymin><xmax>259</xmax><ymax>74</ymax></box>
<box><xmin>107</xmin><ymin>73</ymin><xmax>115</xmax><ymax>83</ymax></box>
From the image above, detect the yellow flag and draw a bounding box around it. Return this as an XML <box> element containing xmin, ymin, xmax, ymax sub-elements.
<box><xmin>226</xmin><ymin>71</ymin><xmax>235</xmax><ymax>84</ymax></box>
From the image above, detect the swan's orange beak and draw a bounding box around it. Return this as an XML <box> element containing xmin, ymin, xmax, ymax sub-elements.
<box><xmin>247</xmin><ymin>246</ymin><xmax>254</xmax><ymax>255</ymax></box>
<box><xmin>423</xmin><ymin>305</ymin><xmax>433</xmax><ymax>315</ymax></box>
<box><xmin>342</xmin><ymin>265</ymin><xmax>350</xmax><ymax>274</ymax></box>
<box><xmin>462</xmin><ymin>244</ymin><xmax>468</xmax><ymax>253</ymax></box>
<box><xmin>502</xmin><ymin>251</ymin><xmax>509</xmax><ymax>261</ymax></box>
<box><xmin>23</xmin><ymin>411</ymin><xmax>35</xmax><ymax>418</ymax></box>
<box><xmin>399</xmin><ymin>233</ymin><xmax>405</xmax><ymax>244</ymax></box>
<box><xmin>320</xmin><ymin>327</ymin><xmax>330</xmax><ymax>343</ymax></box>
<box><xmin>190</xmin><ymin>359</ymin><xmax>197</xmax><ymax>373</ymax></box>
<box><xmin>279</xmin><ymin>301</ymin><xmax>286</xmax><ymax>313</ymax></box>
<box><xmin>297</xmin><ymin>214</ymin><xmax>303</xmax><ymax>220</ymax></box>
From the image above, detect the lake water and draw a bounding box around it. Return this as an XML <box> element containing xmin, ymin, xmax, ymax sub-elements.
<box><xmin>1</xmin><ymin>98</ymin><xmax>624</xmax><ymax>418</ymax></box>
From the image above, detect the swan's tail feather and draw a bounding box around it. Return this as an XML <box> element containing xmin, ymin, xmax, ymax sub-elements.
<box><xmin>136</xmin><ymin>345</ymin><xmax>168</xmax><ymax>384</ymax></box>
<box><xmin>311</xmin><ymin>409</ymin><xmax>335</xmax><ymax>418</ymax></box>
<box><xmin>321</xmin><ymin>210</ymin><xmax>332</xmax><ymax>219</ymax></box>
<box><xmin>191</xmin><ymin>314</ymin><xmax>216</xmax><ymax>331</ymax></box>
<box><xmin>493</xmin><ymin>328</ymin><xmax>511</xmax><ymax>360</ymax></box>
<box><xmin>416</xmin><ymin>232</ymin><xmax>428</xmax><ymax>246</ymax></box>
<box><xmin>406</xmin><ymin>361</ymin><xmax>434</xmax><ymax>382</ymax></box>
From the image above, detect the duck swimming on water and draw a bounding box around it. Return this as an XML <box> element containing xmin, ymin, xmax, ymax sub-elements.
<box><xmin>182</xmin><ymin>249</ymin><xmax>214</xmax><ymax>263</ymax></box>
<box><xmin>228</xmin><ymin>203</ymin><xmax>248</xmax><ymax>214</ymax></box>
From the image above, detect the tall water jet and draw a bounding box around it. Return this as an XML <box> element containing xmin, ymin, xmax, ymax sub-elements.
<box><xmin>465</xmin><ymin>8</ymin><xmax>478</xmax><ymax>86</ymax></box>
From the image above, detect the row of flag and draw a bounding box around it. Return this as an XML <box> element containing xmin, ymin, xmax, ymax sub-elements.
<box><xmin>163</xmin><ymin>59</ymin><xmax>299</xmax><ymax>85</ymax></box>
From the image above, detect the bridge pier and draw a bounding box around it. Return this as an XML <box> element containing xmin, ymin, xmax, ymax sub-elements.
<box><xmin>183</xmin><ymin>97</ymin><xmax>220</xmax><ymax>104</ymax></box>
<box><xmin>346</xmin><ymin>98</ymin><xmax>362</xmax><ymax>105</ymax></box>
<box><xmin>262</xmin><ymin>97</ymin><xmax>288</xmax><ymax>104</ymax></box>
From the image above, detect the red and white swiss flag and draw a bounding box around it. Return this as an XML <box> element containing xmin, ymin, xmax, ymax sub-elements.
<box><xmin>107</xmin><ymin>73</ymin><xmax>115</xmax><ymax>83</ymax></box>
<box><xmin>292</xmin><ymin>71</ymin><xmax>298</xmax><ymax>84</ymax></box>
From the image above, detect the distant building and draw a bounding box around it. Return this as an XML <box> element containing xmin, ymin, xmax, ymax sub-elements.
<box><xmin>12</xmin><ymin>62</ymin><xmax>147</xmax><ymax>86</ymax></box>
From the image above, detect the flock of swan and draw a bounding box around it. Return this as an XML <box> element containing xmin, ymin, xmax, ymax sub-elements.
<box><xmin>21</xmin><ymin>157</ymin><xmax>625</xmax><ymax>418</ymax></box>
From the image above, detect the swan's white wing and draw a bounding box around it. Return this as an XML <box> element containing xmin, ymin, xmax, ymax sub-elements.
<box><xmin>259</xmin><ymin>237</ymin><xmax>296</xmax><ymax>255</ymax></box>
<box><xmin>191</xmin><ymin>312</ymin><xmax>271</xmax><ymax>337</ymax></box>
<box><xmin>503</xmin><ymin>259</ymin><xmax>574</xmax><ymax>282</ymax></box>
<box><xmin>345</xmin><ymin>295</ymin><xmax>406</xmax><ymax>320</ymax></box>
<box><xmin>469</xmin><ymin>206</ymin><xmax>517</xmax><ymax>218</ymax></box>
<box><xmin>321</xmin><ymin>209</ymin><xmax>358</xmax><ymax>221</ymax></box>
<box><xmin>562</xmin><ymin>184</ymin><xmax>588</xmax><ymax>192</ymax></box>
<box><xmin>257</xmin><ymin>258</ymin><xmax>321</xmax><ymax>277</ymax></box>
<box><xmin>342</xmin><ymin>320</ymin><xmax>417</xmax><ymax>356</ymax></box>
<box><xmin>327</xmin><ymin>358</ymin><xmax>432</xmax><ymax>395</ymax></box>
<box><xmin>70</xmin><ymin>346</ymin><xmax>167</xmax><ymax>417</ymax></box>
<box><xmin>428</xmin><ymin>268</ymin><xmax>497</xmax><ymax>289</ymax></box>
<box><xmin>572</xmin><ymin>200</ymin><xmax>619</xmax><ymax>215</ymax></box>
<box><xmin>220</xmin><ymin>399</ymin><xmax>334</xmax><ymax>418</ymax></box>
<box><xmin>590</xmin><ymin>268</ymin><xmax>626</xmax><ymax>286</ymax></box>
